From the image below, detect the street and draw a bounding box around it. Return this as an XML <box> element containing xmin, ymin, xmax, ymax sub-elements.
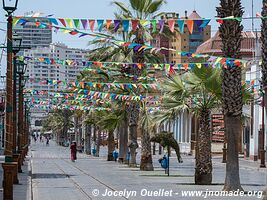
<box><xmin>26</xmin><ymin>140</ymin><xmax>266</xmax><ymax>200</ymax></box>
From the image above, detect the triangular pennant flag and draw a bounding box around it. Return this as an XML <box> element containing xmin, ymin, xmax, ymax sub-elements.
<box><xmin>194</xmin><ymin>20</ymin><xmax>203</xmax><ymax>32</ymax></box>
<box><xmin>168</xmin><ymin>19</ymin><xmax>175</xmax><ymax>32</ymax></box>
<box><xmin>158</xmin><ymin>19</ymin><xmax>165</xmax><ymax>33</ymax></box>
<box><xmin>131</xmin><ymin>20</ymin><xmax>139</xmax><ymax>31</ymax></box>
<box><xmin>169</xmin><ymin>65</ymin><xmax>176</xmax><ymax>75</ymax></box>
<box><xmin>177</xmin><ymin>20</ymin><xmax>185</xmax><ymax>33</ymax></box>
<box><xmin>73</xmin><ymin>19</ymin><xmax>80</xmax><ymax>29</ymax></box>
<box><xmin>196</xmin><ymin>63</ymin><xmax>202</xmax><ymax>69</ymax></box>
<box><xmin>69</xmin><ymin>31</ymin><xmax>78</xmax><ymax>35</ymax></box>
<box><xmin>184</xmin><ymin>64</ymin><xmax>189</xmax><ymax>71</ymax></box>
<box><xmin>186</xmin><ymin>20</ymin><xmax>194</xmax><ymax>34</ymax></box>
<box><xmin>12</xmin><ymin>17</ymin><xmax>21</xmax><ymax>26</ymax></box>
<box><xmin>122</xmin><ymin>20</ymin><xmax>130</xmax><ymax>32</ymax></box>
<box><xmin>165</xmin><ymin>64</ymin><xmax>170</xmax><ymax>74</ymax></box>
<box><xmin>89</xmin><ymin>20</ymin><xmax>95</xmax><ymax>32</ymax></box>
<box><xmin>81</xmin><ymin>19</ymin><xmax>88</xmax><ymax>30</ymax></box>
<box><xmin>140</xmin><ymin>20</ymin><xmax>149</xmax><ymax>27</ymax></box>
<box><xmin>18</xmin><ymin>18</ymin><xmax>28</xmax><ymax>26</ymax></box>
<box><xmin>114</xmin><ymin>20</ymin><xmax>120</xmax><ymax>32</ymax></box>
<box><xmin>48</xmin><ymin>18</ymin><xmax>58</xmax><ymax>25</ymax></box>
<box><xmin>97</xmin><ymin>19</ymin><xmax>104</xmax><ymax>32</ymax></box>
<box><xmin>104</xmin><ymin>19</ymin><xmax>112</xmax><ymax>31</ymax></box>
<box><xmin>65</xmin><ymin>18</ymin><xmax>73</xmax><ymax>28</ymax></box>
<box><xmin>150</xmin><ymin>20</ymin><xmax>157</xmax><ymax>33</ymax></box>
<box><xmin>35</xmin><ymin>21</ymin><xmax>40</xmax><ymax>27</ymax></box>
<box><xmin>79</xmin><ymin>33</ymin><xmax>88</xmax><ymax>38</ymax></box>
<box><xmin>216</xmin><ymin>19</ymin><xmax>224</xmax><ymax>24</ymax></box>
<box><xmin>199</xmin><ymin>19</ymin><xmax>211</xmax><ymax>29</ymax></box>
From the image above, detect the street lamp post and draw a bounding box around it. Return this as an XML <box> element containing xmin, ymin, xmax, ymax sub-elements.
<box><xmin>23</xmin><ymin>100</ymin><xmax>30</xmax><ymax>152</ymax></box>
<box><xmin>21</xmin><ymin>76</ymin><xmax>28</xmax><ymax>158</ymax></box>
<box><xmin>3</xmin><ymin>0</ymin><xmax>18</xmax><ymax>157</ymax></box>
<box><xmin>12</xmin><ymin>34</ymin><xmax>22</xmax><ymax>153</ymax></box>
<box><xmin>11</xmin><ymin>34</ymin><xmax>22</xmax><ymax>176</ymax></box>
<box><xmin>2</xmin><ymin>0</ymin><xmax>19</xmax><ymax>199</ymax></box>
<box><xmin>16</xmin><ymin>60</ymin><xmax>26</xmax><ymax>173</ymax></box>
<box><xmin>8</xmin><ymin>34</ymin><xmax>22</xmax><ymax>186</ymax></box>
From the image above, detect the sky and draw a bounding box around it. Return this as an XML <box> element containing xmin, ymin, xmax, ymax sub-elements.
<box><xmin>0</xmin><ymin>0</ymin><xmax>263</xmax><ymax>75</ymax></box>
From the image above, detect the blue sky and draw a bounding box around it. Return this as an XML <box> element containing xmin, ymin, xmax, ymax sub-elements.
<box><xmin>0</xmin><ymin>0</ymin><xmax>263</xmax><ymax>75</ymax></box>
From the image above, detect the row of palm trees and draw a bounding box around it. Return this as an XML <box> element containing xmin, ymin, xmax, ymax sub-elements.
<box><xmin>41</xmin><ymin>0</ymin><xmax>267</xmax><ymax>192</ymax></box>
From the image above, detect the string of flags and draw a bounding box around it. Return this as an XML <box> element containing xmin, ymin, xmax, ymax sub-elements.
<box><xmin>14</xmin><ymin>14</ymin><xmax>265</xmax><ymax>35</ymax></box>
<box><xmin>14</xmin><ymin>16</ymin><xmax>212</xmax><ymax>34</ymax></box>
<box><xmin>29</xmin><ymin>102</ymin><xmax>161</xmax><ymax>112</ymax></box>
<box><xmin>25</xmin><ymin>89</ymin><xmax>161</xmax><ymax>102</ymax></box>
<box><xmin>27</xmin><ymin>78</ymin><xmax>160</xmax><ymax>90</ymax></box>
<box><xmin>19</xmin><ymin>52</ymin><xmax>244</xmax><ymax>74</ymax></box>
<box><xmin>14</xmin><ymin>19</ymin><xmax>248</xmax><ymax>66</ymax></box>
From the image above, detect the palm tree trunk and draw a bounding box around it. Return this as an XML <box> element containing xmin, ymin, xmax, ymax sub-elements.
<box><xmin>128</xmin><ymin>103</ymin><xmax>139</xmax><ymax>167</ymax></box>
<box><xmin>119</xmin><ymin>118</ymin><xmax>128</xmax><ymax>163</ymax></box>
<box><xmin>84</xmin><ymin>124</ymin><xmax>91</xmax><ymax>155</ymax></box>
<box><xmin>74</xmin><ymin>116</ymin><xmax>78</xmax><ymax>144</ymax></box>
<box><xmin>140</xmin><ymin>128</ymin><xmax>154</xmax><ymax>171</ymax></box>
<box><xmin>62</xmin><ymin>109</ymin><xmax>69</xmax><ymax>144</ymax></box>
<box><xmin>126</xmin><ymin>27</ymin><xmax>144</xmax><ymax>167</ymax></box>
<box><xmin>217</xmin><ymin>0</ymin><xmax>244</xmax><ymax>191</ymax></box>
<box><xmin>96</xmin><ymin>128</ymin><xmax>101</xmax><ymax>157</ymax></box>
<box><xmin>195</xmin><ymin>109</ymin><xmax>212</xmax><ymax>185</ymax></box>
<box><xmin>107</xmin><ymin>130</ymin><xmax>115</xmax><ymax>161</ymax></box>
<box><xmin>224</xmin><ymin>115</ymin><xmax>242</xmax><ymax>190</ymax></box>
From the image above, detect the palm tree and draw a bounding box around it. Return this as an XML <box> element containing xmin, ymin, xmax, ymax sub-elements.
<box><xmin>217</xmin><ymin>0</ymin><xmax>244</xmax><ymax>191</ymax></box>
<box><xmin>161</xmin><ymin>66</ymin><xmax>221</xmax><ymax>185</ymax></box>
<box><xmin>139</xmin><ymin>101</ymin><xmax>154</xmax><ymax>171</ymax></box>
<box><xmin>42</xmin><ymin>110</ymin><xmax>74</xmax><ymax>145</ymax></box>
<box><xmin>97</xmin><ymin>109</ymin><xmax>124</xmax><ymax>161</ymax></box>
<box><xmin>113</xmin><ymin>0</ymin><xmax>166</xmax><ymax>167</ymax></box>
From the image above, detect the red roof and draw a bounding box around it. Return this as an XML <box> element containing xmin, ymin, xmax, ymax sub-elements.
<box><xmin>196</xmin><ymin>31</ymin><xmax>260</xmax><ymax>58</ymax></box>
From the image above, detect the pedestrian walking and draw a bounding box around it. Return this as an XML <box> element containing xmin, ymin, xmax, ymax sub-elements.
<box><xmin>70</xmin><ymin>141</ymin><xmax>77</xmax><ymax>162</ymax></box>
<box><xmin>46</xmin><ymin>137</ymin><xmax>49</xmax><ymax>146</ymax></box>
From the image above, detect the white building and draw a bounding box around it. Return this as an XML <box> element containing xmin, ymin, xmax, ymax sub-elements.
<box><xmin>23</xmin><ymin>43</ymin><xmax>88</xmax><ymax>133</ymax></box>
<box><xmin>14</xmin><ymin>13</ymin><xmax>52</xmax><ymax>49</ymax></box>
<box><xmin>244</xmin><ymin>61</ymin><xmax>267</xmax><ymax>161</ymax></box>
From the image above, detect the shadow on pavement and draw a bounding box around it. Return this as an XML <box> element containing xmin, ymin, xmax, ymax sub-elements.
<box><xmin>32</xmin><ymin>173</ymin><xmax>74</xmax><ymax>179</ymax></box>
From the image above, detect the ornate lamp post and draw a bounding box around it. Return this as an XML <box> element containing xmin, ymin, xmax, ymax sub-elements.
<box><xmin>2</xmin><ymin>0</ymin><xmax>20</xmax><ymax>199</ymax></box>
<box><xmin>9</xmin><ymin>33</ymin><xmax>22</xmax><ymax>183</ymax></box>
<box><xmin>16</xmin><ymin>60</ymin><xmax>26</xmax><ymax>173</ymax></box>
<box><xmin>3</xmin><ymin>0</ymin><xmax>19</xmax><ymax>157</ymax></box>
<box><xmin>12</xmin><ymin>33</ymin><xmax>22</xmax><ymax>153</ymax></box>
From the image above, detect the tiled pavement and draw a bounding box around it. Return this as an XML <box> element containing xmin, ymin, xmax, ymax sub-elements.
<box><xmin>0</xmin><ymin>140</ymin><xmax>266</xmax><ymax>200</ymax></box>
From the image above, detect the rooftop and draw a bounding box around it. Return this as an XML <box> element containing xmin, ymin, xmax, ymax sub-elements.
<box><xmin>196</xmin><ymin>31</ymin><xmax>260</xmax><ymax>58</ymax></box>
<box><xmin>188</xmin><ymin>10</ymin><xmax>201</xmax><ymax>19</ymax></box>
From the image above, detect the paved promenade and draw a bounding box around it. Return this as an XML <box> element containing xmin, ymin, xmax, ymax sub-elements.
<box><xmin>1</xmin><ymin>140</ymin><xmax>267</xmax><ymax>199</ymax></box>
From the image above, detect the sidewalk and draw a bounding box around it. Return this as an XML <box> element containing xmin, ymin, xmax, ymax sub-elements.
<box><xmin>0</xmin><ymin>155</ymin><xmax>31</xmax><ymax>200</ymax></box>
<box><xmin>0</xmin><ymin>140</ymin><xmax>266</xmax><ymax>200</ymax></box>
<box><xmin>28</xmin><ymin>140</ymin><xmax>266</xmax><ymax>200</ymax></box>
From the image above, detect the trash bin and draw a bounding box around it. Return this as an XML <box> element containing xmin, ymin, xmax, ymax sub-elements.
<box><xmin>158</xmin><ymin>155</ymin><xmax>168</xmax><ymax>169</ymax></box>
<box><xmin>112</xmin><ymin>150</ymin><xmax>118</xmax><ymax>161</ymax></box>
<box><xmin>92</xmin><ymin>148</ymin><xmax>96</xmax><ymax>156</ymax></box>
